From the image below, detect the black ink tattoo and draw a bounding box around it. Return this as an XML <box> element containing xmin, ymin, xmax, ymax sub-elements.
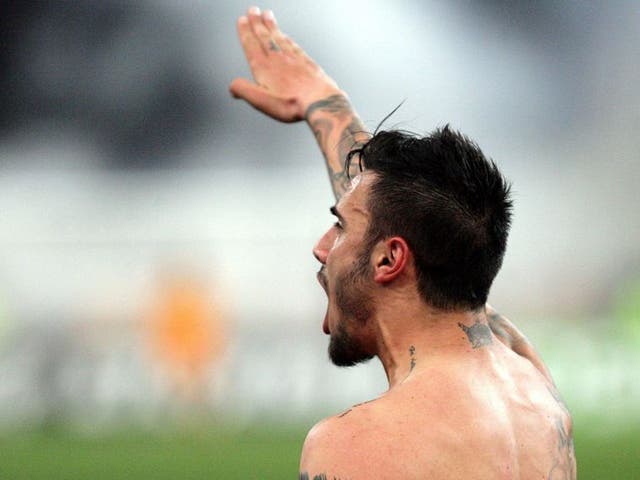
<box><xmin>547</xmin><ymin>385</ymin><xmax>570</xmax><ymax>416</ymax></box>
<box><xmin>337</xmin><ymin>398</ymin><xmax>376</xmax><ymax>419</ymax></box>
<box><xmin>458</xmin><ymin>319</ymin><xmax>493</xmax><ymax>348</ymax></box>
<box><xmin>409</xmin><ymin>345</ymin><xmax>416</xmax><ymax>371</ymax></box>
<box><xmin>486</xmin><ymin>311</ymin><xmax>509</xmax><ymax>343</ymax></box>
<box><xmin>310</xmin><ymin>117</ymin><xmax>333</xmax><ymax>151</ymax></box>
<box><xmin>309</xmin><ymin>116</ymin><xmax>350</xmax><ymax>195</ymax></box>
<box><xmin>305</xmin><ymin>95</ymin><xmax>368</xmax><ymax>199</ymax></box>
<box><xmin>268</xmin><ymin>38</ymin><xmax>280</xmax><ymax>51</ymax></box>
<box><xmin>547</xmin><ymin>416</ymin><xmax>576</xmax><ymax>479</ymax></box>
<box><xmin>546</xmin><ymin>386</ymin><xmax>576</xmax><ymax>479</ymax></box>
<box><xmin>299</xmin><ymin>474</ymin><xmax>345</xmax><ymax>480</ymax></box>
<box><xmin>338</xmin><ymin>117</ymin><xmax>367</xmax><ymax>177</ymax></box>
<box><xmin>305</xmin><ymin>95</ymin><xmax>352</xmax><ymax>118</ymax></box>
<box><xmin>330</xmin><ymin>168</ymin><xmax>350</xmax><ymax>195</ymax></box>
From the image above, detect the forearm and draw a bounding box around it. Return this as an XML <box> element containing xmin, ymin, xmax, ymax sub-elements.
<box><xmin>305</xmin><ymin>94</ymin><xmax>370</xmax><ymax>200</ymax></box>
<box><xmin>230</xmin><ymin>8</ymin><xmax>370</xmax><ymax>199</ymax></box>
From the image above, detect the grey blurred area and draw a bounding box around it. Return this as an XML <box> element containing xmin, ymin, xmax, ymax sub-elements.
<box><xmin>0</xmin><ymin>0</ymin><xmax>638</xmax><ymax>429</ymax></box>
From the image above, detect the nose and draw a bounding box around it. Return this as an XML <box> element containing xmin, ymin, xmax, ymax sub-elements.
<box><xmin>313</xmin><ymin>227</ymin><xmax>336</xmax><ymax>264</ymax></box>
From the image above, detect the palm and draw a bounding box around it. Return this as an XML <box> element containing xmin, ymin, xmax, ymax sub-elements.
<box><xmin>229</xmin><ymin>8</ymin><xmax>340</xmax><ymax>122</ymax></box>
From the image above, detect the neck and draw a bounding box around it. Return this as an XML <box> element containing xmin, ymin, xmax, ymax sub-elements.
<box><xmin>373</xmin><ymin>299</ymin><xmax>491</xmax><ymax>388</ymax></box>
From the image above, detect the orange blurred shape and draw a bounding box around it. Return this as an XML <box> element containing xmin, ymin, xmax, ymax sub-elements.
<box><xmin>149</xmin><ymin>276</ymin><xmax>226</xmax><ymax>377</ymax></box>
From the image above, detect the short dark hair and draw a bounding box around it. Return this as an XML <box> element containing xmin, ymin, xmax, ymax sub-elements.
<box><xmin>347</xmin><ymin>126</ymin><xmax>513</xmax><ymax>310</ymax></box>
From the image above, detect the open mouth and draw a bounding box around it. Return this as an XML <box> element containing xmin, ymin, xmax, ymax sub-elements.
<box><xmin>316</xmin><ymin>268</ymin><xmax>328</xmax><ymax>292</ymax></box>
<box><xmin>317</xmin><ymin>268</ymin><xmax>330</xmax><ymax>334</ymax></box>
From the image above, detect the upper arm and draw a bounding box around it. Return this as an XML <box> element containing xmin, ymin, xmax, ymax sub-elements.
<box><xmin>299</xmin><ymin>420</ymin><xmax>340</xmax><ymax>479</ymax></box>
<box><xmin>299</xmin><ymin>417</ymin><xmax>373</xmax><ymax>480</ymax></box>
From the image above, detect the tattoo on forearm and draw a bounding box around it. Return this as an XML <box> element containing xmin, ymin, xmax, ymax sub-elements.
<box><xmin>306</xmin><ymin>94</ymin><xmax>368</xmax><ymax>199</ymax></box>
<box><xmin>309</xmin><ymin>116</ymin><xmax>350</xmax><ymax>195</ymax></box>
<box><xmin>458</xmin><ymin>319</ymin><xmax>493</xmax><ymax>348</ymax></box>
<box><xmin>338</xmin><ymin>117</ymin><xmax>367</xmax><ymax>173</ymax></box>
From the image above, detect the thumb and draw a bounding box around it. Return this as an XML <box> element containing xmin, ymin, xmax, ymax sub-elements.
<box><xmin>229</xmin><ymin>77</ymin><xmax>300</xmax><ymax>122</ymax></box>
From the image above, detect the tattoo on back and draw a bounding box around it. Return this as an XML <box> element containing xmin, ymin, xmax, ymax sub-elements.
<box><xmin>458</xmin><ymin>319</ymin><xmax>493</xmax><ymax>348</ymax></box>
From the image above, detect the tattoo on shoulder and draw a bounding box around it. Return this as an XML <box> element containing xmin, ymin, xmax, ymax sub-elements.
<box><xmin>458</xmin><ymin>319</ymin><xmax>493</xmax><ymax>348</ymax></box>
<box><xmin>337</xmin><ymin>408</ymin><xmax>351</xmax><ymax>418</ymax></box>
<box><xmin>337</xmin><ymin>398</ymin><xmax>376</xmax><ymax>419</ymax></box>
<box><xmin>486</xmin><ymin>311</ymin><xmax>508</xmax><ymax>339</ymax></box>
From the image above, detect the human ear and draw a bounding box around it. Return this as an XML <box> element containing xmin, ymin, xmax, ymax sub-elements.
<box><xmin>372</xmin><ymin>237</ymin><xmax>410</xmax><ymax>284</ymax></box>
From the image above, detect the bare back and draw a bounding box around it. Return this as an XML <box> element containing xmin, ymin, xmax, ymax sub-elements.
<box><xmin>301</xmin><ymin>340</ymin><xmax>576</xmax><ymax>480</ymax></box>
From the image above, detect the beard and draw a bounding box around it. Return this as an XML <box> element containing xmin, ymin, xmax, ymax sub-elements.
<box><xmin>328</xmin><ymin>254</ymin><xmax>375</xmax><ymax>367</ymax></box>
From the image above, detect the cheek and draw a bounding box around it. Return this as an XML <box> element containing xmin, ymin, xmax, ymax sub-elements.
<box><xmin>327</xmin><ymin>232</ymin><xmax>352</xmax><ymax>262</ymax></box>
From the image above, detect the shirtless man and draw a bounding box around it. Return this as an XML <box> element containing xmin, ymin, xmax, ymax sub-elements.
<box><xmin>230</xmin><ymin>7</ymin><xmax>576</xmax><ymax>479</ymax></box>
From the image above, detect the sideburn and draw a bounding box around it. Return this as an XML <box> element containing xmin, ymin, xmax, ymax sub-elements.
<box><xmin>334</xmin><ymin>249</ymin><xmax>374</xmax><ymax>325</ymax></box>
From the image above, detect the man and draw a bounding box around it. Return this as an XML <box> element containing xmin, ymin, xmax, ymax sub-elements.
<box><xmin>230</xmin><ymin>7</ymin><xmax>576</xmax><ymax>480</ymax></box>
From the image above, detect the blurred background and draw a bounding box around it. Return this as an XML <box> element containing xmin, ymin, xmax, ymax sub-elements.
<box><xmin>0</xmin><ymin>0</ymin><xmax>638</xmax><ymax>478</ymax></box>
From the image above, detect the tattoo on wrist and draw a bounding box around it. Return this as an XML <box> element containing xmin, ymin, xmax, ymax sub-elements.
<box><xmin>305</xmin><ymin>94</ymin><xmax>351</xmax><ymax>119</ymax></box>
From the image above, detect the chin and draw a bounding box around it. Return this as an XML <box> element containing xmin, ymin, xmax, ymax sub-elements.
<box><xmin>328</xmin><ymin>323</ymin><xmax>374</xmax><ymax>367</ymax></box>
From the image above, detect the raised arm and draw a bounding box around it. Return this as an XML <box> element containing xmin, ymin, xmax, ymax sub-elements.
<box><xmin>229</xmin><ymin>7</ymin><xmax>369</xmax><ymax>199</ymax></box>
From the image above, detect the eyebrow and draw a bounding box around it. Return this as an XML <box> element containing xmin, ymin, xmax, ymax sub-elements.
<box><xmin>330</xmin><ymin>205</ymin><xmax>345</xmax><ymax>223</ymax></box>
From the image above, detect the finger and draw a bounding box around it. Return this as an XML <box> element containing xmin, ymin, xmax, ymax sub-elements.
<box><xmin>237</xmin><ymin>15</ymin><xmax>265</xmax><ymax>66</ymax></box>
<box><xmin>262</xmin><ymin>10</ymin><xmax>297</xmax><ymax>55</ymax></box>
<box><xmin>262</xmin><ymin>9</ymin><xmax>278</xmax><ymax>31</ymax></box>
<box><xmin>229</xmin><ymin>77</ymin><xmax>298</xmax><ymax>121</ymax></box>
<box><xmin>282</xmin><ymin>35</ymin><xmax>306</xmax><ymax>57</ymax></box>
<box><xmin>248</xmin><ymin>7</ymin><xmax>276</xmax><ymax>54</ymax></box>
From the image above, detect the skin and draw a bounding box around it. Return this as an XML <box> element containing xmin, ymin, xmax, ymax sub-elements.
<box><xmin>230</xmin><ymin>7</ymin><xmax>575</xmax><ymax>479</ymax></box>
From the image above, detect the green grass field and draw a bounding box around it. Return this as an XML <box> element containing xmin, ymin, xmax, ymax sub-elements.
<box><xmin>2</xmin><ymin>419</ymin><xmax>638</xmax><ymax>479</ymax></box>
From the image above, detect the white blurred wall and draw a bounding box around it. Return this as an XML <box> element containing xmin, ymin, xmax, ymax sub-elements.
<box><xmin>0</xmin><ymin>0</ymin><xmax>638</xmax><ymax>427</ymax></box>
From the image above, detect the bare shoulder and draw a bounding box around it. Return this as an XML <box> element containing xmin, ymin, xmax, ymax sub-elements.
<box><xmin>299</xmin><ymin>401</ymin><xmax>388</xmax><ymax>480</ymax></box>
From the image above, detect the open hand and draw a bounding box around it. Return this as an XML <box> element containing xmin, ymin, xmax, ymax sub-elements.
<box><xmin>229</xmin><ymin>7</ymin><xmax>343</xmax><ymax>122</ymax></box>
